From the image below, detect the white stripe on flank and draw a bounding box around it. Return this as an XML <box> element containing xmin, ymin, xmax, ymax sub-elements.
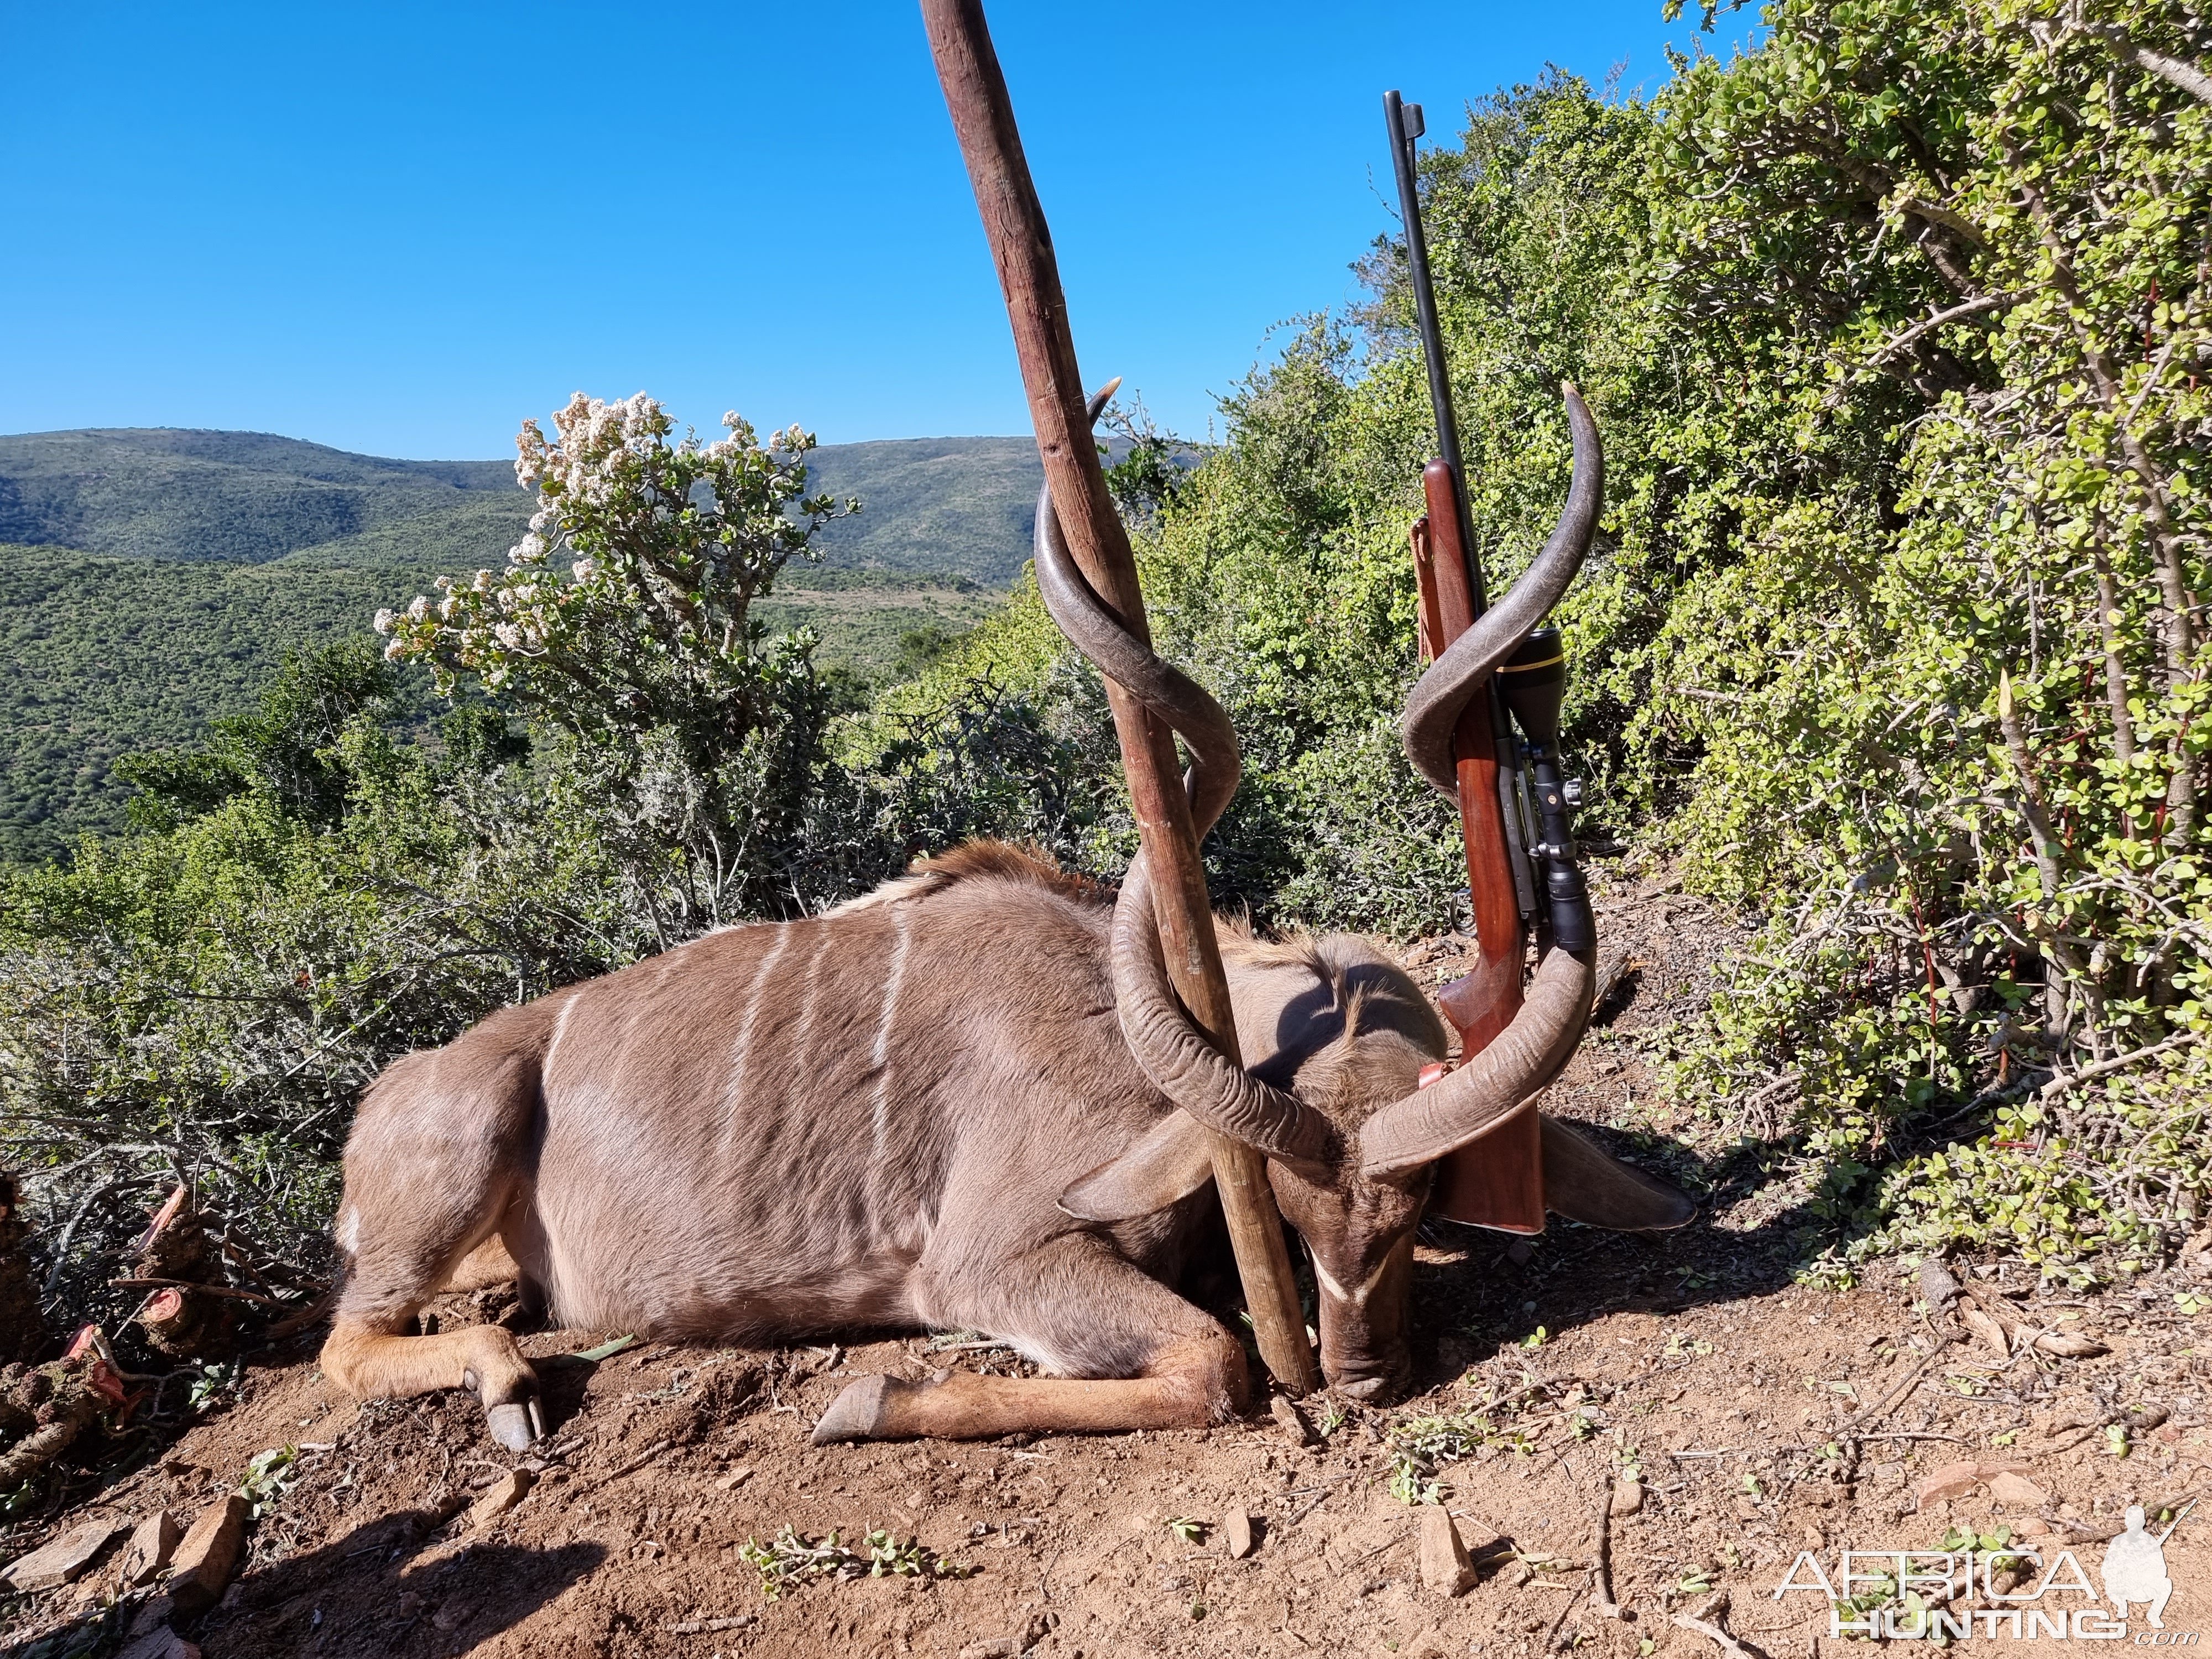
<box><xmin>542</xmin><ymin>994</ymin><xmax>579</xmax><ymax>1081</ymax></box>
<box><xmin>869</xmin><ymin>909</ymin><xmax>914</xmax><ymax>1165</ymax></box>
<box><xmin>791</xmin><ymin>924</ymin><xmax>830</xmax><ymax>1082</ymax></box>
<box><xmin>718</xmin><ymin>925</ymin><xmax>794</xmax><ymax>1133</ymax></box>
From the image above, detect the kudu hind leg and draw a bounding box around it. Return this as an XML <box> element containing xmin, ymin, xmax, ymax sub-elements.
<box><xmin>321</xmin><ymin>1319</ymin><xmax>543</xmax><ymax>1449</ymax></box>
<box><xmin>321</xmin><ymin>1047</ymin><xmax>545</xmax><ymax>1448</ymax></box>
<box><xmin>813</xmin><ymin>1240</ymin><xmax>1247</xmax><ymax>1443</ymax></box>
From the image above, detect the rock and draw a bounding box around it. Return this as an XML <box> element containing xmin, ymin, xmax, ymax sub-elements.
<box><xmin>1988</xmin><ymin>1471</ymin><xmax>2050</xmax><ymax>1509</ymax></box>
<box><xmin>1270</xmin><ymin>1395</ymin><xmax>1312</xmax><ymax>1447</ymax></box>
<box><xmin>1223</xmin><ymin>1508</ymin><xmax>1255</xmax><ymax>1559</ymax></box>
<box><xmin>1913</xmin><ymin>1456</ymin><xmax>2039</xmax><ymax>1507</ymax></box>
<box><xmin>1418</xmin><ymin>1504</ymin><xmax>1475</xmax><ymax>1597</ymax></box>
<box><xmin>116</xmin><ymin>1629</ymin><xmax>200</xmax><ymax>1659</ymax></box>
<box><xmin>957</xmin><ymin>1623</ymin><xmax>1047</xmax><ymax>1659</ymax></box>
<box><xmin>467</xmin><ymin>1468</ymin><xmax>535</xmax><ymax>1528</ymax></box>
<box><xmin>1919</xmin><ymin>1258</ymin><xmax>1962</xmax><ymax>1312</ymax></box>
<box><xmin>165</xmin><ymin>1494</ymin><xmax>251</xmax><ymax>1615</ymax></box>
<box><xmin>1914</xmin><ymin>1459</ymin><xmax>1985</xmax><ymax>1505</ymax></box>
<box><xmin>716</xmin><ymin>1464</ymin><xmax>755</xmax><ymax>1490</ymax></box>
<box><xmin>1611</xmin><ymin>1478</ymin><xmax>1645</xmax><ymax>1516</ymax></box>
<box><xmin>1</xmin><ymin>1518</ymin><xmax>126</xmax><ymax>1592</ymax></box>
<box><xmin>119</xmin><ymin>1511</ymin><xmax>182</xmax><ymax>1587</ymax></box>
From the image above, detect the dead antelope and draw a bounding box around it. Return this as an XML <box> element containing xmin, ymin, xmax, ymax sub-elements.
<box><xmin>321</xmin><ymin>391</ymin><xmax>1691</xmax><ymax>1449</ymax></box>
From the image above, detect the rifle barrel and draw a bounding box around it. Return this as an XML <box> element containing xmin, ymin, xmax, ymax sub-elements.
<box><xmin>1384</xmin><ymin>90</ymin><xmax>1485</xmax><ymax>617</ymax></box>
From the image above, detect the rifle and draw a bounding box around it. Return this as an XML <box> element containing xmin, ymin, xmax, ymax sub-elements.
<box><xmin>1385</xmin><ymin>92</ymin><xmax>1597</xmax><ymax>1233</ymax></box>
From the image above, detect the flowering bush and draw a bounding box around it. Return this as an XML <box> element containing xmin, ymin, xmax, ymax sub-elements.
<box><xmin>378</xmin><ymin>394</ymin><xmax>858</xmax><ymax>927</ymax></box>
<box><xmin>379</xmin><ymin>393</ymin><xmax>853</xmax><ymax>765</ymax></box>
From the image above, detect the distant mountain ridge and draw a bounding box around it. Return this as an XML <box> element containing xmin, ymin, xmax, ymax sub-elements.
<box><xmin>0</xmin><ymin>426</ymin><xmax>1051</xmax><ymax>584</ymax></box>
<box><xmin>0</xmin><ymin>424</ymin><xmax>1060</xmax><ymax>860</ymax></box>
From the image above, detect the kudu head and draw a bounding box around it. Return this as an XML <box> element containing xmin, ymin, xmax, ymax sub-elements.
<box><xmin>1038</xmin><ymin>384</ymin><xmax>1692</xmax><ymax>1401</ymax></box>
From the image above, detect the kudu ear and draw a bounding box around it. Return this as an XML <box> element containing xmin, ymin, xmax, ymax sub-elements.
<box><xmin>1059</xmin><ymin>1111</ymin><xmax>1217</xmax><ymax>1223</ymax></box>
<box><xmin>1540</xmin><ymin>1115</ymin><xmax>1697</xmax><ymax>1231</ymax></box>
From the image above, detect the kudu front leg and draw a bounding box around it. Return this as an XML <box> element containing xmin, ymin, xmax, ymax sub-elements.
<box><xmin>813</xmin><ymin>1334</ymin><xmax>1243</xmax><ymax>1442</ymax></box>
<box><xmin>813</xmin><ymin>1239</ymin><xmax>1248</xmax><ymax>1443</ymax></box>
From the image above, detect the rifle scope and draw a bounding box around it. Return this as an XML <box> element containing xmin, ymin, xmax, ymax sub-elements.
<box><xmin>1496</xmin><ymin>628</ymin><xmax>1594</xmax><ymax>953</ymax></box>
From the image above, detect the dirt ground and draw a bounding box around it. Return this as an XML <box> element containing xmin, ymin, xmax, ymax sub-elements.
<box><xmin>6</xmin><ymin>862</ymin><xmax>2210</xmax><ymax>1658</ymax></box>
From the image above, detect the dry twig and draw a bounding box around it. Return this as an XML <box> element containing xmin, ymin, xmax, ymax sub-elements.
<box><xmin>1592</xmin><ymin>1479</ymin><xmax>1623</xmax><ymax>1618</ymax></box>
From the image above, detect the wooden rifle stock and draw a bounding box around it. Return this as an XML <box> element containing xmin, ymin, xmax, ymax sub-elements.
<box><xmin>1411</xmin><ymin>485</ymin><xmax>1546</xmax><ymax>1236</ymax></box>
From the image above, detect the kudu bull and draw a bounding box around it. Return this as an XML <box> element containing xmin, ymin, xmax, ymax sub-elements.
<box><xmin>321</xmin><ymin>390</ymin><xmax>1691</xmax><ymax>1450</ymax></box>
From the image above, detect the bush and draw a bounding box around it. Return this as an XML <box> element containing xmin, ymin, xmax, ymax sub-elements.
<box><xmin>0</xmin><ymin>398</ymin><xmax>1128</xmax><ymax>1340</ymax></box>
<box><xmin>907</xmin><ymin>24</ymin><xmax>2212</xmax><ymax>1276</ymax></box>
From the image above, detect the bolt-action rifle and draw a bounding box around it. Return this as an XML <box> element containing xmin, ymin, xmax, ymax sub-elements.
<box><xmin>1384</xmin><ymin>91</ymin><xmax>1598</xmax><ymax>1233</ymax></box>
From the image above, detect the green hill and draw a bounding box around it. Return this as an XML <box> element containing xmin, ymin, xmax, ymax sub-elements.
<box><xmin>0</xmin><ymin>426</ymin><xmax>1053</xmax><ymax>862</ymax></box>
<box><xmin>0</xmin><ymin>427</ymin><xmax>1050</xmax><ymax>583</ymax></box>
<box><xmin>804</xmin><ymin>437</ymin><xmax>1042</xmax><ymax>582</ymax></box>
<box><xmin>0</xmin><ymin>429</ymin><xmax>517</xmax><ymax>566</ymax></box>
<box><xmin>0</xmin><ymin>546</ymin><xmax>411</xmax><ymax>861</ymax></box>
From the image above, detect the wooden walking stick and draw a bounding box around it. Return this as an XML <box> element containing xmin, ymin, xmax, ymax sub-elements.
<box><xmin>923</xmin><ymin>0</ymin><xmax>1318</xmax><ymax>1394</ymax></box>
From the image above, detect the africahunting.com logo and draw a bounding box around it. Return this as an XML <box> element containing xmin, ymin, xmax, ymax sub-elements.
<box><xmin>1775</xmin><ymin>1506</ymin><xmax>2193</xmax><ymax>1642</ymax></box>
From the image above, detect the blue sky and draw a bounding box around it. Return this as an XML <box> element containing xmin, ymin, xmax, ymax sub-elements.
<box><xmin>1</xmin><ymin>3</ymin><xmax>1749</xmax><ymax>458</ymax></box>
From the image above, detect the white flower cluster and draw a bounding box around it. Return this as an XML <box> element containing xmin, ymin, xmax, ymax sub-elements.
<box><xmin>377</xmin><ymin>392</ymin><xmax>841</xmax><ymax>706</ymax></box>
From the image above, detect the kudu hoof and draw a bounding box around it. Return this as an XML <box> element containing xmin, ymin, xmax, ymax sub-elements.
<box><xmin>812</xmin><ymin>1375</ymin><xmax>894</xmax><ymax>1444</ymax></box>
<box><xmin>485</xmin><ymin>1398</ymin><xmax>544</xmax><ymax>1451</ymax></box>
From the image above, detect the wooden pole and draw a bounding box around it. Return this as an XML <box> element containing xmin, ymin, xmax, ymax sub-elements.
<box><xmin>921</xmin><ymin>0</ymin><xmax>1318</xmax><ymax>1394</ymax></box>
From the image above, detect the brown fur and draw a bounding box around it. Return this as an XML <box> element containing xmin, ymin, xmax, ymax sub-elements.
<box><xmin>327</xmin><ymin>844</ymin><xmax>1359</xmax><ymax>1442</ymax></box>
<box><xmin>321</xmin><ymin>841</ymin><xmax>1679</xmax><ymax>1444</ymax></box>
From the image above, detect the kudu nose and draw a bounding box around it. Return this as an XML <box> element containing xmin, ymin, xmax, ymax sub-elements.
<box><xmin>1324</xmin><ymin>1346</ymin><xmax>1413</xmax><ymax>1405</ymax></box>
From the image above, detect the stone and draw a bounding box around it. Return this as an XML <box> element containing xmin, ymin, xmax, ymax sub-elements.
<box><xmin>1223</xmin><ymin>1508</ymin><xmax>1255</xmax><ymax>1559</ymax></box>
<box><xmin>1987</xmin><ymin>1471</ymin><xmax>2050</xmax><ymax>1509</ymax></box>
<box><xmin>127</xmin><ymin>1594</ymin><xmax>176</xmax><ymax>1636</ymax></box>
<box><xmin>1</xmin><ymin>1519</ymin><xmax>126</xmax><ymax>1592</ymax></box>
<box><xmin>1914</xmin><ymin>1459</ymin><xmax>1985</xmax><ymax>1505</ymax></box>
<box><xmin>1270</xmin><ymin>1395</ymin><xmax>1312</xmax><ymax>1447</ymax></box>
<box><xmin>165</xmin><ymin>1494</ymin><xmax>250</xmax><ymax>1615</ymax></box>
<box><xmin>1919</xmin><ymin>1258</ymin><xmax>1963</xmax><ymax>1312</ymax></box>
<box><xmin>1417</xmin><ymin>1504</ymin><xmax>1475</xmax><ymax>1597</ymax></box>
<box><xmin>468</xmin><ymin>1468</ymin><xmax>535</xmax><ymax>1529</ymax></box>
<box><xmin>1611</xmin><ymin>1478</ymin><xmax>1645</xmax><ymax>1516</ymax></box>
<box><xmin>116</xmin><ymin>1629</ymin><xmax>200</xmax><ymax>1659</ymax></box>
<box><xmin>119</xmin><ymin>1511</ymin><xmax>182</xmax><ymax>1587</ymax></box>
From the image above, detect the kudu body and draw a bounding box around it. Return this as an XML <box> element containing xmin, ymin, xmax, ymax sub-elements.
<box><xmin>322</xmin><ymin>387</ymin><xmax>1693</xmax><ymax>1449</ymax></box>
